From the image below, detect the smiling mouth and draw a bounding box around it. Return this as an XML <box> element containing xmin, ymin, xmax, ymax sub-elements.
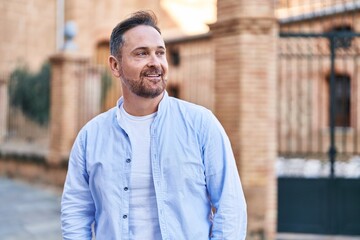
<box><xmin>144</xmin><ymin>73</ymin><xmax>162</xmax><ymax>82</ymax></box>
<box><xmin>145</xmin><ymin>74</ymin><xmax>161</xmax><ymax>77</ymax></box>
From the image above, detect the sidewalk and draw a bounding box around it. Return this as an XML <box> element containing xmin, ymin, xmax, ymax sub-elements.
<box><xmin>1</xmin><ymin>177</ymin><xmax>359</xmax><ymax>240</ymax></box>
<box><xmin>0</xmin><ymin>177</ymin><xmax>62</xmax><ymax>240</ymax></box>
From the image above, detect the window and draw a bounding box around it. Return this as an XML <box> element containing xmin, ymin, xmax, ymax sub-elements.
<box><xmin>169</xmin><ymin>48</ymin><xmax>180</xmax><ymax>66</ymax></box>
<box><xmin>328</xmin><ymin>75</ymin><xmax>351</xmax><ymax>127</ymax></box>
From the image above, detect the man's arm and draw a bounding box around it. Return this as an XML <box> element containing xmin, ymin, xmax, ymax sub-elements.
<box><xmin>202</xmin><ymin>111</ymin><xmax>247</xmax><ymax>239</ymax></box>
<box><xmin>61</xmin><ymin>131</ymin><xmax>95</xmax><ymax>240</ymax></box>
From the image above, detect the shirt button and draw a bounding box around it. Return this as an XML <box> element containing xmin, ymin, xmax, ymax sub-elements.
<box><xmin>124</xmin><ymin>187</ymin><xmax>128</xmax><ymax>191</ymax></box>
<box><xmin>126</xmin><ymin>158</ymin><xmax>131</xmax><ymax>163</ymax></box>
<box><xmin>123</xmin><ymin>215</ymin><xmax>127</xmax><ymax>219</ymax></box>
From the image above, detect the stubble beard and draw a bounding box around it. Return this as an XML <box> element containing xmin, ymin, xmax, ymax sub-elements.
<box><xmin>120</xmin><ymin>67</ymin><xmax>167</xmax><ymax>99</ymax></box>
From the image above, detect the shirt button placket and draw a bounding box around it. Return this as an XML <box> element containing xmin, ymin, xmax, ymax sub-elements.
<box><xmin>123</xmin><ymin>156</ymin><xmax>130</xmax><ymax>230</ymax></box>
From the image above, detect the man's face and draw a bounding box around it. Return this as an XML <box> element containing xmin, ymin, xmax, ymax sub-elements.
<box><xmin>117</xmin><ymin>25</ymin><xmax>168</xmax><ymax>98</ymax></box>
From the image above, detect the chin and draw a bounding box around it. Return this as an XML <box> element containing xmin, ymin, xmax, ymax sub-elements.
<box><xmin>135</xmin><ymin>88</ymin><xmax>164</xmax><ymax>99</ymax></box>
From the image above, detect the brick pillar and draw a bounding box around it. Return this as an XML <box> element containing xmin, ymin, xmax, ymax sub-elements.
<box><xmin>0</xmin><ymin>76</ymin><xmax>8</xmax><ymax>143</ymax></box>
<box><xmin>48</xmin><ymin>53</ymin><xmax>88</xmax><ymax>164</ymax></box>
<box><xmin>210</xmin><ymin>1</ymin><xmax>278</xmax><ymax>239</ymax></box>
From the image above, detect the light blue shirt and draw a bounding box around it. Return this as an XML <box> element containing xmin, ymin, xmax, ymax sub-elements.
<box><xmin>61</xmin><ymin>92</ymin><xmax>247</xmax><ymax>240</ymax></box>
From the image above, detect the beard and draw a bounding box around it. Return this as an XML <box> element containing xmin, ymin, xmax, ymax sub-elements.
<box><xmin>120</xmin><ymin>66</ymin><xmax>167</xmax><ymax>98</ymax></box>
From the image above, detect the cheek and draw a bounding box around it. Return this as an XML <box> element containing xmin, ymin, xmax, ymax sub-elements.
<box><xmin>122</xmin><ymin>64</ymin><xmax>143</xmax><ymax>77</ymax></box>
<box><xmin>162</xmin><ymin>61</ymin><xmax>169</xmax><ymax>73</ymax></box>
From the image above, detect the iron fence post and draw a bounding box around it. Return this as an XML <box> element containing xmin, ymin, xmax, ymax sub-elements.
<box><xmin>329</xmin><ymin>35</ymin><xmax>337</xmax><ymax>178</ymax></box>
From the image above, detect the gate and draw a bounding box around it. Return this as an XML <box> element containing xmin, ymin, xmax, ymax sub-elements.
<box><xmin>278</xmin><ymin>178</ymin><xmax>360</xmax><ymax>235</ymax></box>
<box><xmin>277</xmin><ymin>1</ymin><xmax>360</xmax><ymax>236</ymax></box>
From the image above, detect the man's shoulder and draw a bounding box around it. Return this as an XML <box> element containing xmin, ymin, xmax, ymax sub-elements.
<box><xmin>82</xmin><ymin>107</ymin><xmax>117</xmax><ymax>131</ymax></box>
<box><xmin>166</xmin><ymin>97</ymin><xmax>214</xmax><ymax>126</ymax></box>
<box><xmin>168</xmin><ymin>97</ymin><xmax>210</xmax><ymax>115</ymax></box>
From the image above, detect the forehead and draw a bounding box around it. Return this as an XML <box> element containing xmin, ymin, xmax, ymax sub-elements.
<box><xmin>122</xmin><ymin>25</ymin><xmax>165</xmax><ymax>50</ymax></box>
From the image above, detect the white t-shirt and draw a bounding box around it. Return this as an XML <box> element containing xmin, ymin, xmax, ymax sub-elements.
<box><xmin>119</xmin><ymin>104</ymin><xmax>162</xmax><ymax>240</ymax></box>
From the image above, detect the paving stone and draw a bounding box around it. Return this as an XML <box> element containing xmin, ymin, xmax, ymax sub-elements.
<box><xmin>0</xmin><ymin>177</ymin><xmax>62</xmax><ymax>240</ymax></box>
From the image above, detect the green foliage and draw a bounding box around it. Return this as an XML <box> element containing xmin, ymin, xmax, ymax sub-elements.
<box><xmin>8</xmin><ymin>63</ymin><xmax>51</xmax><ymax>125</ymax></box>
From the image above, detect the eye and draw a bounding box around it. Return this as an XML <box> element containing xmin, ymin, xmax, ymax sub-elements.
<box><xmin>136</xmin><ymin>51</ymin><xmax>148</xmax><ymax>56</ymax></box>
<box><xmin>156</xmin><ymin>50</ymin><xmax>166</xmax><ymax>56</ymax></box>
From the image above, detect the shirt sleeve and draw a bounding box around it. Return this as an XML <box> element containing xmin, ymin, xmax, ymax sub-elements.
<box><xmin>61</xmin><ymin>130</ymin><xmax>95</xmax><ymax>240</ymax></box>
<box><xmin>202</xmin><ymin>110</ymin><xmax>247</xmax><ymax>240</ymax></box>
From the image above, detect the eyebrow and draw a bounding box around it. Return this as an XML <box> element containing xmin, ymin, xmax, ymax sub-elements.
<box><xmin>132</xmin><ymin>46</ymin><xmax>166</xmax><ymax>52</ymax></box>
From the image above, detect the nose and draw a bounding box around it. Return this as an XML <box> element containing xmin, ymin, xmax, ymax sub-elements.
<box><xmin>147</xmin><ymin>53</ymin><xmax>161</xmax><ymax>68</ymax></box>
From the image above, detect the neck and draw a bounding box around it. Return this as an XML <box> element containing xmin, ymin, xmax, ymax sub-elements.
<box><xmin>122</xmin><ymin>90</ymin><xmax>164</xmax><ymax>116</ymax></box>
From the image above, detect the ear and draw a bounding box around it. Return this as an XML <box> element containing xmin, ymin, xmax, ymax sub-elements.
<box><xmin>108</xmin><ymin>55</ymin><xmax>121</xmax><ymax>78</ymax></box>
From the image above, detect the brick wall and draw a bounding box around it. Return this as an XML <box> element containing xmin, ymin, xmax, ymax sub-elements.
<box><xmin>0</xmin><ymin>0</ymin><xmax>183</xmax><ymax>74</ymax></box>
<box><xmin>64</xmin><ymin>0</ymin><xmax>181</xmax><ymax>61</ymax></box>
<box><xmin>0</xmin><ymin>154</ymin><xmax>67</xmax><ymax>187</ymax></box>
<box><xmin>0</xmin><ymin>0</ymin><xmax>57</xmax><ymax>73</ymax></box>
<box><xmin>48</xmin><ymin>53</ymin><xmax>89</xmax><ymax>164</ymax></box>
<box><xmin>211</xmin><ymin>0</ymin><xmax>278</xmax><ymax>239</ymax></box>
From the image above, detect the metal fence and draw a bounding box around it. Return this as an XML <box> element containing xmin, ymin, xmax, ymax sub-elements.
<box><xmin>278</xmin><ymin>34</ymin><xmax>360</xmax><ymax>158</ymax></box>
<box><xmin>277</xmin><ymin>0</ymin><xmax>360</xmax><ymax>165</ymax></box>
<box><xmin>165</xmin><ymin>34</ymin><xmax>215</xmax><ymax>111</ymax></box>
<box><xmin>74</xmin><ymin>63</ymin><xmax>119</xmax><ymax>131</ymax></box>
<box><xmin>0</xmin><ymin>60</ymin><xmax>118</xmax><ymax>155</ymax></box>
<box><xmin>1</xmin><ymin>68</ymin><xmax>50</xmax><ymax>155</ymax></box>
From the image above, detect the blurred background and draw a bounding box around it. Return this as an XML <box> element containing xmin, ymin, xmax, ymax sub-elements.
<box><xmin>0</xmin><ymin>0</ymin><xmax>360</xmax><ymax>239</ymax></box>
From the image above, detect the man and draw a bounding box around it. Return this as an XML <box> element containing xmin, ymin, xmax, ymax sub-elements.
<box><xmin>61</xmin><ymin>11</ymin><xmax>247</xmax><ymax>240</ymax></box>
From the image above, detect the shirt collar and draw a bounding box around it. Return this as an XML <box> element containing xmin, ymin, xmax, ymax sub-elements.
<box><xmin>115</xmin><ymin>91</ymin><xmax>169</xmax><ymax>126</ymax></box>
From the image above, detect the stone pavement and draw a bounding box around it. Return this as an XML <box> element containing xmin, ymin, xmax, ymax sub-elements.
<box><xmin>0</xmin><ymin>177</ymin><xmax>62</xmax><ymax>240</ymax></box>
